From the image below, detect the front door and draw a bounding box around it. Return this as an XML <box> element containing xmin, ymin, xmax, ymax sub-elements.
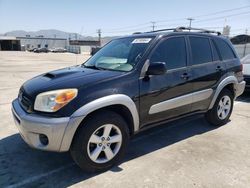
<box><xmin>139</xmin><ymin>36</ymin><xmax>193</xmax><ymax>127</ymax></box>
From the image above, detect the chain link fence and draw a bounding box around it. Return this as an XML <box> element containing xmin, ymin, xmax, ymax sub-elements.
<box><xmin>234</xmin><ymin>44</ymin><xmax>250</xmax><ymax>58</ymax></box>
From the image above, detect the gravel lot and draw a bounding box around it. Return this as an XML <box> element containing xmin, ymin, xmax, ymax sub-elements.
<box><xmin>0</xmin><ymin>51</ymin><xmax>250</xmax><ymax>188</ymax></box>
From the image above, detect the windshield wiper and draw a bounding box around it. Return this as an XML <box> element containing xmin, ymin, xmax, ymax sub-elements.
<box><xmin>82</xmin><ymin>64</ymin><xmax>105</xmax><ymax>70</ymax></box>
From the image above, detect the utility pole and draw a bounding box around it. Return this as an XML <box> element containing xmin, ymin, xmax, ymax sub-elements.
<box><xmin>97</xmin><ymin>29</ymin><xmax>102</xmax><ymax>45</ymax></box>
<box><xmin>151</xmin><ymin>21</ymin><xmax>156</xmax><ymax>31</ymax></box>
<box><xmin>187</xmin><ymin>18</ymin><xmax>194</xmax><ymax>28</ymax></box>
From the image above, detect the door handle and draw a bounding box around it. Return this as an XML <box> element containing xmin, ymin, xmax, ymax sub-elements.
<box><xmin>216</xmin><ymin>66</ymin><xmax>223</xmax><ymax>72</ymax></box>
<box><xmin>181</xmin><ymin>72</ymin><xmax>191</xmax><ymax>80</ymax></box>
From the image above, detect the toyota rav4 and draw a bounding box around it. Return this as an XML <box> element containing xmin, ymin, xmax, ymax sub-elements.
<box><xmin>12</xmin><ymin>27</ymin><xmax>246</xmax><ymax>172</ymax></box>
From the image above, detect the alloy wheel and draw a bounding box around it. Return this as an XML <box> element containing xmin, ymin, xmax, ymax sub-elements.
<box><xmin>87</xmin><ymin>124</ymin><xmax>122</xmax><ymax>164</ymax></box>
<box><xmin>217</xmin><ymin>95</ymin><xmax>231</xmax><ymax>120</ymax></box>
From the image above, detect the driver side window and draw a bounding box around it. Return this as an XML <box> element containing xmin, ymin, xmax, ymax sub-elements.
<box><xmin>150</xmin><ymin>37</ymin><xmax>187</xmax><ymax>70</ymax></box>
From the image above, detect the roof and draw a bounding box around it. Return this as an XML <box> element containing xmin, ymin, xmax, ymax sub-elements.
<box><xmin>231</xmin><ymin>34</ymin><xmax>250</xmax><ymax>44</ymax></box>
<box><xmin>128</xmin><ymin>26</ymin><xmax>223</xmax><ymax>39</ymax></box>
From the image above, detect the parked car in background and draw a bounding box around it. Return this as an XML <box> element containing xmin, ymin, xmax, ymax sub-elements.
<box><xmin>28</xmin><ymin>48</ymin><xmax>37</xmax><ymax>52</ymax></box>
<box><xmin>50</xmin><ymin>48</ymin><xmax>67</xmax><ymax>53</ymax></box>
<box><xmin>34</xmin><ymin>48</ymin><xmax>49</xmax><ymax>53</ymax></box>
<box><xmin>241</xmin><ymin>54</ymin><xmax>250</xmax><ymax>90</ymax></box>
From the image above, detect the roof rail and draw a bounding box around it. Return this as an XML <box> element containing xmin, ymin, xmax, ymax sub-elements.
<box><xmin>134</xmin><ymin>26</ymin><xmax>221</xmax><ymax>36</ymax></box>
<box><xmin>176</xmin><ymin>26</ymin><xmax>221</xmax><ymax>35</ymax></box>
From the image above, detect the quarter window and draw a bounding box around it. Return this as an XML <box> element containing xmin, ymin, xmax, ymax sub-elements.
<box><xmin>189</xmin><ymin>36</ymin><xmax>212</xmax><ymax>65</ymax></box>
<box><xmin>150</xmin><ymin>37</ymin><xmax>187</xmax><ymax>70</ymax></box>
<box><xmin>211</xmin><ymin>40</ymin><xmax>220</xmax><ymax>61</ymax></box>
<box><xmin>214</xmin><ymin>38</ymin><xmax>236</xmax><ymax>60</ymax></box>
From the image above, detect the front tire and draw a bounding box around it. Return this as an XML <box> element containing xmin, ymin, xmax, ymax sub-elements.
<box><xmin>205</xmin><ymin>89</ymin><xmax>234</xmax><ymax>126</ymax></box>
<box><xmin>70</xmin><ymin>110</ymin><xmax>129</xmax><ymax>172</ymax></box>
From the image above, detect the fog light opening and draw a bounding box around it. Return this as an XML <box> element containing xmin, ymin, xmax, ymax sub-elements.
<box><xmin>39</xmin><ymin>134</ymin><xmax>49</xmax><ymax>146</ymax></box>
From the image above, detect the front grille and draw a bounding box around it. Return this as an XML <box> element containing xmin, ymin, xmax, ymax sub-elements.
<box><xmin>18</xmin><ymin>88</ymin><xmax>33</xmax><ymax>112</ymax></box>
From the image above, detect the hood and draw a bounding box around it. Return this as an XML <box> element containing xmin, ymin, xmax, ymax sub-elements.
<box><xmin>22</xmin><ymin>65</ymin><xmax>123</xmax><ymax>98</ymax></box>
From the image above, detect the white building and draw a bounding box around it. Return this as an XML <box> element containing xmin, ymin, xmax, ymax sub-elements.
<box><xmin>17</xmin><ymin>36</ymin><xmax>68</xmax><ymax>50</ymax></box>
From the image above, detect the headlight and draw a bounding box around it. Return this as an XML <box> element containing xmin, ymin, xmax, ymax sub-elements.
<box><xmin>34</xmin><ymin>89</ymin><xmax>78</xmax><ymax>112</ymax></box>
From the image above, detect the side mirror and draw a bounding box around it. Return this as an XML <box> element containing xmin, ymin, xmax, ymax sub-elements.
<box><xmin>146</xmin><ymin>62</ymin><xmax>167</xmax><ymax>75</ymax></box>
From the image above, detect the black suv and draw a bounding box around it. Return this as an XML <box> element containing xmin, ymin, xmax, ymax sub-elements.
<box><xmin>12</xmin><ymin>27</ymin><xmax>245</xmax><ymax>172</ymax></box>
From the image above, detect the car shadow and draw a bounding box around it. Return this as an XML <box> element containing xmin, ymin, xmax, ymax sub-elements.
<box><xmin>1</xmin><ymin>115</ymin><xmax>219</xmax><ymax>187</ymax></box>
<box><xmin>236</xmin><ymin>91</ymin><xmax>250</xmax><ymax>103</ymax></box>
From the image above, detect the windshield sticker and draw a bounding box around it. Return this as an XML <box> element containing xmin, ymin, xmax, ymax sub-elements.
<box><xmin>132</xmin><ymin>38</ymin><xmax>152</xmax><ymax>44</ymax></box>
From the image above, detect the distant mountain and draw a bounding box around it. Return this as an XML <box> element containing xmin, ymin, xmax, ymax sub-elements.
<box><xmin>3</xmin><ymin>29</ymin><xmax>118</xmax><ymax>45</ymax></box>
<box><xmin>4</xmin><ymin>29</ymin><xmax>93</xmax><ymax>39</ymax></box>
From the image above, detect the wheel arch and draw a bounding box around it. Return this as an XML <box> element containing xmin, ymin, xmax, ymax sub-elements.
<box><xmin>59</xmin><ymin>94</ymin><xmax>139</xmax><ymax>151</ymax></box>
<box><xmin>208</xmin><ymin>76</ymin><xmax>237</xmax><ymax>110</ymax></box>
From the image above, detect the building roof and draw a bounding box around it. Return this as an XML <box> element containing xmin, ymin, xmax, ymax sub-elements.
<box><xmin>16</xmin><ymin>36</ymin><xmax>67</xmax><ymax>40</ymax></box>
<box><xmin>0</xmin><ymin>36</ymin><xmax>18</xmax><ymax>40</ymax></box>
<box><xmin>231</xmin><ymin>35</ymin><xmax>250</xmax><ymax>44</ymax></box>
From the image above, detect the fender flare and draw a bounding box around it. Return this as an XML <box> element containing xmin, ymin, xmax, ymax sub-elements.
<box><xmin>208</xmin><ymin>76</ymin><xmax>237</xmax><ymax>110</ymax></box>
<box><xmin>60</xmin><ymin>94</ymin><xmax>139</xmax><ymax>151</ymax></box>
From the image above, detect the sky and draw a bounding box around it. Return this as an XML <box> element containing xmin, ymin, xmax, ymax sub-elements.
<box><xmin>0</xmin><ymin>0</ymin><xmax>250</xmax><ymax>36</ymax></box>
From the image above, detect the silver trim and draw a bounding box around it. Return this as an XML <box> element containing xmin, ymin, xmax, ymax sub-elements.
<box><xmin>208</xmin><ymin>76</ymin><xmax>245</xmax><ymax>109</ymax></box>
<box><xmin>71</xmin><ymin>94</ymin><xmax>139</xmax><ymax>131</ymax></box>
<box><xmin>12</xmin><ymin>99</ymin><xmax>70</xmax><ymax>152</ymax></box>
<box><xmin>60</xmin><ymin>94</ymin><xmax>139</xmax><ymax>151</ymax></box>
<box><xmin>149</xmin><ymin>89</ymin><xmax>213</xmax><ymax>114</ymax></box>
<box><xmin>12</xmin><ymin>94</ymin><xmax>139</xmax><ymax>152</ymax></box>
<box><xmin>235</xmin><ymin>81</ymin><xmax>245</xmax><ymax>97</ymax></box>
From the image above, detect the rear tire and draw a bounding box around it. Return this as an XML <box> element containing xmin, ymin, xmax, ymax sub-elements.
<box><xmin>70</xmin><ymin>110</ymin><xmax>129</xmax><ymax>172</ymax></box>
<box><xmin>205</xmin><ymin>88</ymin><xmax>234</xmax><ymax>126</ymax></box>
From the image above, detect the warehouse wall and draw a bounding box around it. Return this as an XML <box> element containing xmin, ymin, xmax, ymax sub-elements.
<box><xmin>18</xmin><ymin>38</ymin><xmax>68</xmax><ymax>50</ymax></box>
<box><xmin>234</xmin><ymin>44</ymin><xmax>250</xmax><ymax>58</ymax></box>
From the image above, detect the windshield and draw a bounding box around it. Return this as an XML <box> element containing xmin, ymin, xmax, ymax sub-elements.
<box><xmin>83</xmin><ymin>37</ymin><xmax>154</xmax><ymax>71</ymax></box>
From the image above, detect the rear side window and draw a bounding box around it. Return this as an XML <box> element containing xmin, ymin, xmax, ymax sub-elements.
<box><xmin>214</xmin><ymin>38</ymin><xmax>236</xmax><ymax>60</ymax></box>
<box><xmin>189</xmin><ymin>36</ymin><xmax>212</xmax><ymax>65</ymax></box>
<box><xmin>150</xmin><ymin>37</ymin><xmax>186</xmax><ymax>70</ymax></box>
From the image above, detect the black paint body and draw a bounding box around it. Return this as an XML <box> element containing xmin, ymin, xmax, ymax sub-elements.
<box><xmin>18</xmin><ymin>32</ymin><xmax>243</xmax><ymax>131</ymax></box>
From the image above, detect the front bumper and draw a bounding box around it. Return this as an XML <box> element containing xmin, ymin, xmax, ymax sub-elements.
<box><xmin>235</xmin><ymin>81</ymin><xmax>246</xmax><ymax>97</ymax></box>
<box><xmin>11</xmin><ymin>99</ymin><xmax>79</xmax><ymax>152</ymax></box>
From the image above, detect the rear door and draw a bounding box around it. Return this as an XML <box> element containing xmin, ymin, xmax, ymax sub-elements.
<box><xmin>213</xmin><ymin>37</ymin><xmax>238</xmax><ymax>73</ymax></box>
<box><xmin>188</xmin><ymin>35</ymin><xmax>224</xmax><ymax>111</ymax></box>
<box><xmin>139</xmin><ymin>36</ymin><xmax>193</xmax><ymax>127</ymax></box>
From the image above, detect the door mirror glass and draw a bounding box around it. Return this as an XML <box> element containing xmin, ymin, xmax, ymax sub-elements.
<box><xmin>146</xmin><ymin>62</ymin><xmax>167</xmax><ymax>75</ymax></box>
